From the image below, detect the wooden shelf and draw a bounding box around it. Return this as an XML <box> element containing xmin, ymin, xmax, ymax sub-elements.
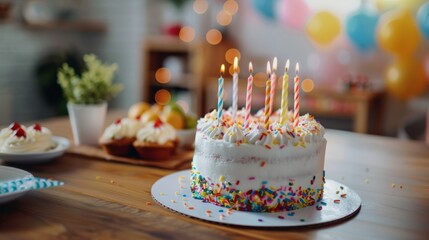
<box><xmin>23</xmin><ymin>20</ymin><xmax>107</xmax><ymax>33</ymax></box>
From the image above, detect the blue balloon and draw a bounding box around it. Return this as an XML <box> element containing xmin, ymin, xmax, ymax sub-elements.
<box><xmin>417</xmin><ymin>2</ymin><xmax>429</xmax><ymax>39</ymax></box>
<box><xmin>252</xmin><ymin>0</ymin><xmax>276</xmax><ymax>20</ymax></box>
<box><xmin>345</xmin><ymin>9</ymin><xmax>379</xmax><ymax>52</ymax></box>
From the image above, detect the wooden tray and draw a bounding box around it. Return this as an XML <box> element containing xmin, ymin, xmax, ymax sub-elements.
<box><xmin>66</xmin><ymin>145</ymin><xmax>193</xmax><ymax>170</ymax></box>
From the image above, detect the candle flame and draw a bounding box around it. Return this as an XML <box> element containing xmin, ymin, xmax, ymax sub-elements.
<box><xmin>273</xmin><ymin>57</ymin><xmax>278</xmax><ymax>71</ymax></box>
<box><xmin>295</xmin><ymin>63</ymin><xmax>299</xmax><ymax>75</ymax></box>
<box><xmin>220</xmin><ymin>64</ymin><xmax>225</xmax><ymax>75</ymax></box>
<box><xmin>285</xmin><ymin>59</ymin><xmax>290</xmax><ymax>73</ymax></box>
<box><xmin>267</xmin><ymin>61</ymin><xmax>271</xmax><ymax>76</ymax></box>
<box><xmin>249</xmin><ymin>62</ymin><xmax>253</xmax><ymax>74</ymax></box>
<box><xmin>233</xmin><ymin>57</ymin><xmax>238</xmax><ymax>72</ymax></box>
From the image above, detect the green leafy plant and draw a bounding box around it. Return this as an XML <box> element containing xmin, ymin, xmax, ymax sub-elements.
<box><xmin>57</xmin><ymin>54</ymin><xmax>122</xmax><ymax>104</ymax></box>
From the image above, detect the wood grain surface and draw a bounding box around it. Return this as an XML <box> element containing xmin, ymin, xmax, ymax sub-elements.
<box><xmin>0</xmin><ymin>110</ymin><xmax>428</xmax><ymax>240</ymax></box>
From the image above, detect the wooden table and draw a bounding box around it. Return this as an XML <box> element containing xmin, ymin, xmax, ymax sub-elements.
<box><xmin>1</xmin><ymin>111</ymin><xmax>428</xmax><ymax>239</ymax></box>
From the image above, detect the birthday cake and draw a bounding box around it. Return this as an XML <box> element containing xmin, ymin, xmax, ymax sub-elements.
<box><xmin>190</xmin><ymin>60</ymin><xmax>327</xmax><ymax>212</ymax></box>
<box><xmin>191</xmin><ymin>109</ymin><xmax>326</xmax><ymax>212</ymax></box>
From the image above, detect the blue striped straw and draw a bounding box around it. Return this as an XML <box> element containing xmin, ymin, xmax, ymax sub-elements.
<box><xmin>0</xmin><ymin>177</ymin><xmax>64</xmax><ymax>195</ymax></box>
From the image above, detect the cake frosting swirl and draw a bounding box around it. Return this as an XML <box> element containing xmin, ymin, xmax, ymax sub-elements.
<box><xmin>0</xmin><ymin>123</ymin><xmax>56</xmax><ymax>153</ymax></box>
<box><xmin>136</xmin><ymin>119</ymin><xmax>176</xmax><ymax>144</ymax></box>
<box><xmin>100</xmin><ymin>118</ymin><xmax>141</xmax><ymax>141</ymax></box>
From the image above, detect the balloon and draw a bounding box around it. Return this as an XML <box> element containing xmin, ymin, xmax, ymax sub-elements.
<box><xmin>252</xmin><ymin>0</ymin><xmax>276</xmax><ymax>21</ymax></box>
<box><xmin>417</xmin><ymin>2</ymin><xmax>429</xmax><ymax>39</ymax></box>
<box><xmin>385</xmin><ymin>59</ymin><xmax>427</xmax><ymax>100</ymax></box>
<box><xmin>306</xmin><ymin>11</ymin><xmax>341</xmax><ymax>46</ymax></box>
<box><xmin>376</xmin><ymin>0</ymin><xmax>426</xmax><ymax>11</ymax></box>
<box><xmin>278</xmin><ymin>0</ymin><xmax>310</xmax><ymax>30</ymax></box>
<box><xmin>345</xmin><ymin>8</ymin><xmax>379</xmax><ymax>52</ymax></box>
<box><xmin>377</xmin><ymin>9</ymin><xmax>421</xmax><ymax>58</ymax></box>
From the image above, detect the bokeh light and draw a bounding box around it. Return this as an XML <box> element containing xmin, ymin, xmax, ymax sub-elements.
<box><xmin>301</xmin><ymin>78</ymin><xmax>315</xmax><ymax>93</ymax></box>
<box><xmin>193</xmin><ymin>0</ymin><xmax>208</xmax><ymax>14</ymax></box>
<box><xmin>179</xmin><ymin>26</ymin><xmax>195</xmax><ymax>43</ymax></box>
<box><xmin>225</xmin><ymin>48</ymin><xmax>241</xmax><ymax>64</ymax></box>
<box><xmin>254</xmin><ymin>72</ymin><xmax>267</xmax><ymax>88</ymax></box>
<box><xmin>155</xmin><ymin>68</ymin><xmax>171</xmax><ymax>84</ymax></box>
<box><xmin>155</xmin><ymin>89</ymin><xmax>171</xmax><ymax>105</ymax></box>
<box><xmin>216</xmin><ymin>10</ymin><xmax>232</xmax><ymax>26</ymax></box>
<box><xmin>176</xmin><ymin>100</ymin><xmax>190</xmax><ymax>114</ymax></box>
<box><xmin>228</xmin><ymin>65</ymin><xmax>240</xmax><ymax>75</ymax></box>
<box><xmin>206</xmin><ymin>29</ymin><xmax>222</xmax><ymax>45</ymax></box>
<box><xmin>224</xmin><ymin>0</ymin><xmax>239</xmax><ymax>15</ymax></box>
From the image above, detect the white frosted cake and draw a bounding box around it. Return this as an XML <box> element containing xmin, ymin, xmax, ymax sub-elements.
<box><xmin>191</xmin><ymin>109</ymin><xmax>326</xmax><ymax>212</ymax></box>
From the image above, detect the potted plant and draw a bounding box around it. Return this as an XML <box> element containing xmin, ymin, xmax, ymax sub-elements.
<box><xmin>58</xmin><ymin>54</ymin><xmax>122</xmax><ymax>146</ymax></box>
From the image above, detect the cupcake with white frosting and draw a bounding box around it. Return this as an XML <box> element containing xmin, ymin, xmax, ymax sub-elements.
<box><xmin>133</xmin><ymin>118</ymin><xmax>178</xmax><ymax>160</ymax></box>
<box><xmin>99</xmin><ymin>118</ymin><xmax>141</xmax><ymax>156</ymax></box>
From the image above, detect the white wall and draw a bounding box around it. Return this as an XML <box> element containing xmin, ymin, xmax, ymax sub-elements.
<box><xmin>0</xmin><ymin>0</ymin><xmax>148</xmax><ymax>125</ymax></box>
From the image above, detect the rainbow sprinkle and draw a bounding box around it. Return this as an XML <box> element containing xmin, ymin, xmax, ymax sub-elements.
<box><xmin>190</xmin><ymin>171</ymin><xmax>324</xmax><ymax>212</ymax></box>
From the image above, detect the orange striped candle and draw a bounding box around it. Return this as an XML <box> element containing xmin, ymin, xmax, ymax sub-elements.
<box><xmin>293</xmin><ymin>63</ymin><xmax>300</xmax><ymax>128</ymax></box>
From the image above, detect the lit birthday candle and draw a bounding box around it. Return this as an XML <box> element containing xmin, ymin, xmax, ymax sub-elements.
<box><xmin>218</xmin><ymin>64</ymin><xmax>225</xmax><ymax>122</ymax></box>
<box><xmin>232</xmin><ymin>57</ymin><xmax>239</xmax><ymax>123</ymax></box>
<box><xmin>280</xmin><ymin>59</ymin><xmax>290</xmax><ymax>125</ymax></box>
<box><xmin>264</xmin><ymin>61</ymin><xmax>272</xmax><ymax>129</ymax></box>
<box><xmin>244</xmin><ymin>62</ymin><xmax>253</xmax><ymax>128</ymax></box>
<box><xmin>269</xmin><ymin>57</ymin><xmax>277</xmax><ymax>115</ymax></box>
<box><xmin>293</xmin><ymin>63</ymin><xmax>300</xmax><ymax>128</ymax></box>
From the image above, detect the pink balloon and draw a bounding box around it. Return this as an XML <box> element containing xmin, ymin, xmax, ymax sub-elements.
<box><xmin>278</xmin><ymin>0</ymin><xmax>310</xmax><ymax>30</ymax></box>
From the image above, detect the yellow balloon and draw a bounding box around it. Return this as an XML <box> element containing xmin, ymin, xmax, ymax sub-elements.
<box><xmin>376</xmin><ymin>0</ymin><xmax>426</xmax><ymax>11</ymax></box>
<box><xmin>377</xmin><ymin>9</ymin><xmax>421</xmax><ymax>58</ymax></box>
<box><xmin>385</xmin><ymin>59</ymin><xmax>427</xmax><ymax>100</ymax></box>
<box><xmin>306</xmin><ymin>11</ymin><xmax>341</xmax><ymax>46</ymax></box>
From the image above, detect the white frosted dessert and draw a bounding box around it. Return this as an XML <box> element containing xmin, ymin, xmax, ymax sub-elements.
<box><xmin>0</xmin><ymin>123</ymin><xmax>56</xmax><ymax>153</ymax></box>
<box><xmin>100</xmin><ymin>118</ymin><xmax>141</xmax><ymax>142</ymax></box>
<box><xmin>191</xmin><ymin>109</ymin><xmax>326</xmax><ymax>212</ymax></box>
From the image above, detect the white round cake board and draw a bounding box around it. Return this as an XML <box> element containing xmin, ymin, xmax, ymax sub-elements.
<box><xmin>151</xmin><ymin>170</ymin><xmax>361</xmax><ymax>228</ymax></box>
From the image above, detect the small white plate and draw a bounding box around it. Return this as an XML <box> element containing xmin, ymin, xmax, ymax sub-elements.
<box><xmin>0</xmin><ymin>136</ymin><xmax>70</xmax><ymax>164</ymax></box>
<box><xmin>152</xmin><ymin>170</ymin><xmax>362</xmax><ymax>228</ymax></box>
<box><xmin>0</xmin><ymin>166</ymin><xmax>33</xmax><ymax>204</ymax></box>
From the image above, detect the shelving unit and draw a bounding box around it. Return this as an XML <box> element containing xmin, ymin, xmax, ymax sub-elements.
<box><xmin>142</xmin><ymin>36</ymin><xmax>232</xmax><ymax>115</ymax></box>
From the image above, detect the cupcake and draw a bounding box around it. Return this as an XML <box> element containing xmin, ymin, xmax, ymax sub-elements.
<box><xmin>99</xmin><ymin>118</ymin><xmax>141</xmax><ymax>156</ymax></box>
<box><xmin>133</xmin><ymin>118</ymin><xmax>178</xmax><ymax>160</ymax></box>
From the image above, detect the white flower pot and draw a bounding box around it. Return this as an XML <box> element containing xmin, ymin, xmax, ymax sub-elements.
<box><xmin>67</xmin><ymin>102</ymin><xmax>107</xmax><ymax>146</ymax></box>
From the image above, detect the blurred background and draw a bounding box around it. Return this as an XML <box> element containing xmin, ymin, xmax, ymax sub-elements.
<box><xmin>0</xmin><ymin>0</ymin><xmax>428</xmax><ymax>142</ymax></box>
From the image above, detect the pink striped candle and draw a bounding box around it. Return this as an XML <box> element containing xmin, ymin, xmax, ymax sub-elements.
<box><xmin>293</xmin><ymin>63</ymin><xmax>300</xmax><ymax>128</ymax></box>
<box><xmin>264</xmin><ymin>62</ymin><xmax>272</xmax><ymax>129</ymax></box>
<box><xmin>218</xmin><ymin>64</ymin><xmax>225</xmax><ymax>122</ymax></box>
<box><xmin>244</xmin><ymin>62</ymin><xmax>254</xmax><ymax>128</ymax></box>
<box><xmin>269</xmin><ymin>57</ymin><xmax>277</xmax><ymax>115</ymax></box>
<box><xmin>232</xmin><ymin>57</ymin><xmax>239</xmax><ymax>123</ymax></box>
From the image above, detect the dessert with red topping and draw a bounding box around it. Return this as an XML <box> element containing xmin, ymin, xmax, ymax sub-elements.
<box><xmin>0</xmin><ymin>122</ymin><xmax>56</xmax><ymax>153</ymax></box>
<box><xmin>133</xmin><ymin>118</ymin><xmax>178</xmax><ymax>160</ymax></box>
<box><xmin>99</xmin><ymin>118</ymin><xmax>141</xmax><ymax>156</ymax></box>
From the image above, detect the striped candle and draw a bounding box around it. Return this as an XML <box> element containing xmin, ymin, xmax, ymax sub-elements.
<box><xmin>232</xmin><ymin>57</ymin><xmax>239</xmax><ymax>122</ymax></box>
<box><xmin>293</xmin><ymin>63</ymin><xmax>300</xmax><ymax>128</ymax></box>
<box><xmin>244</xmin><ymin>62</ymin><xmax>254</xmax><ymax>128</ymax></box>
<box><xmin>280</xmin><ymin>59</ymin><xmax>290</xmax><ymax>125</ymax></box>
<box><xmin>269</xmin><ymin>57</ymin><xmax>277</xmax><ymax>115</ymax></box>
<box><xmin>264</xmin><ymin>61</ymin><xmax>272</xmax><ymax>129</ymax></box>
<box><xmin>218</xmin><ymin>64</ymin><xmax>225</xmax><ymax>122</ymax></box>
